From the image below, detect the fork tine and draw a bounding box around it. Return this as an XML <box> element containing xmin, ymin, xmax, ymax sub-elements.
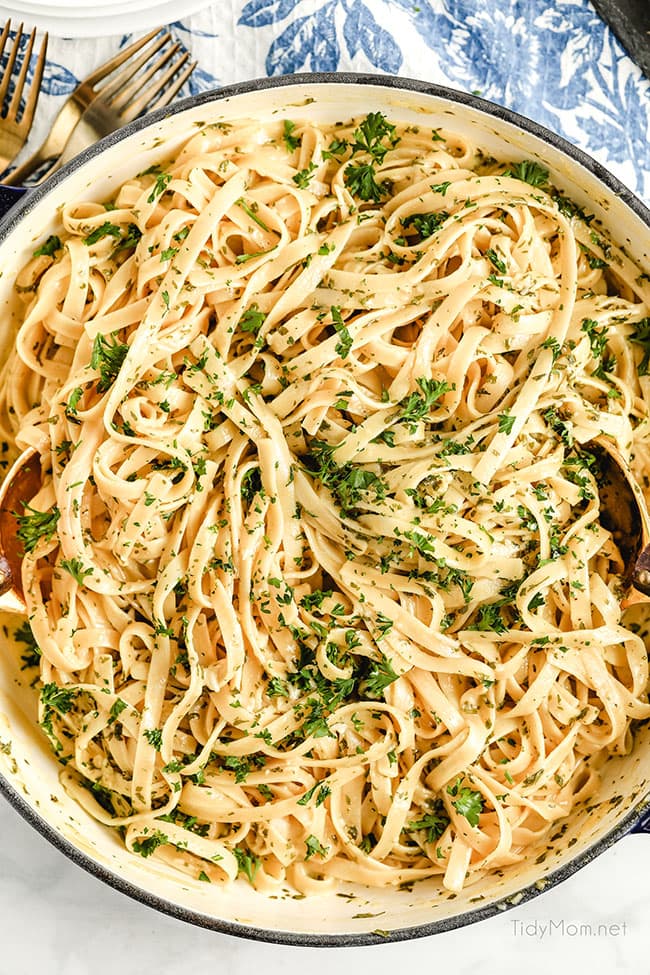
<box><xmin>112</xmin><ymin>43</ymin><xmax>181</xmax><ymax>112</ymax></box>
<box><xmin>7</xmin><ymin>26</ymin><xmax>35</xmax><ymax>119</ymax></box>
<box><xmin>19</xmin><ymin>31</ymin><xmax>48</xmax><ymax>130</ymax></box>
<box><xmin>0</xmin><ymin>21</ymin><xmax>11</xmax><ymax>66</ymax></box>
<box><xmin>135</xmin><ymin>60</ymin><xmax>197</xmax><ymax>118</ymax></box>
<box><xmin>81</xmin><ymin>27</ymin><xmax>161</xmax><ymax>87</ymax></box>
<box><xmin>98</xmin><ymin>32</ymin><xmax>172</xmax><ymax>102</ymax></box>
<box><xmin>118</xmin><ymin>51</ymin><xmax>191</xmax><ymax>123</ymax></box>
<box><xmin>0</xmin><ymin>22</ymin><xmax>23</xmax><ymax>108</ymax></box>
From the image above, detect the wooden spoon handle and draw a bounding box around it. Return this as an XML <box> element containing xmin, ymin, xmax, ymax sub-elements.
<box><xmin>632</xmin><ymin>544</ymin><xmax>650</xmax><ymax>598</ymax></box>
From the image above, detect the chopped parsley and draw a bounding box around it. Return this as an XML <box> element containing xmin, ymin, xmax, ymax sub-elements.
<box><xmin>17</xmin><ymin>504</ymin><xmax>60</xmax><ymax>554</ymax></box>
<box><xmin>332</xmin><ymin>305</ymin><xmax>353</xmax><ymax>359</ymax></box>
<box><xmin>363</xmin><ymin>653</ymin><xmax>399</xmax><ymax>699</ymax></box>
<box><xmin>40</xmin><ymin>682</ymin><xmax>76</xmax><ymax>751</ymax></box>
<box><xmin>233</xmin><ymin>846</ymin><xmax>260</xmax><ymax>884</ymax></box>
<box><xmin>300</xmin><ymin>589</ymin><xmax>333</xmax><ymax>611</ymax></box>
<box><xmin>485</xmin><ymin>248</ymin><xmax>507</xmax><ymax>274</ymax></box>
<box><xmin>236</xmin><ymin>198</ymin><xmax>270</xmax><ymax>232</ymax></box>
<box><xmin>402</xmin><ymin>210</ymin><xmax>448</xmax><ymax>240</ymax></box>
<box><xmin>91</xmin><ymin>332</ymin><xmax>129</xmax><ymax>393</ymax></box>
<box><xmin>235</xmin><ymin>249</ymin><xmax>274</xmax><ymax>264</ymax></box>
<box><xmin>223</xmin><ymin>753</ymin><xmax>266</xmax><ymax>783</ymax></box>
<box><xmin>133</xmin><ymin>829</ymin><xmax>168</xmax><ymax>857</ymax></box>
<box><xmin>83</xmin><ymin>222</ymin><xmax>122</xmax><ymax>246</ymax></box>
<box><xmin>297</xmin><ymin>782</ymin><xmax>331</xmax><ymax>807</ymax></box>
<box><xmin>293</xmin><ymin>162</ymin><xmax>318</xmax><ymax>189</ymax></box>
<box><xmin>267</xmin><ymin>676</ymin><xmax>289</xmax><ymax>698</ymax></box>
<box><xmin>406</xmin><ymin>804</ymin><xmax>450</xmax><ymax>843</ymax></box>
<box><xmin>143</xmin><ymin>728</ymin><xmax>163</xmax><ymax>751</ymax></box>
<box><xmin>303</xmin><ymin>439</ymin><xmax>387</xmax><ymax>514</ymax></box>
<box><xmin>238</xmin><ymin>304</ymin><xmax>266</xmax><ymax>336</ymax></box>
<box><xmin>33</xmin><ymin>235</ymin><xmax>61</xmax><ymax>258</ymax></box>
<box><xmin>447</xmin><ymin>778</ymin><xmax>483</xmax><ymax>827</ymax></box>
<box><xmin>469</xmin><ymin>602</ymin><xmax>507</xmax><ymax>634</ymax></box>
<box><xmin>344</xmin><ymin>163</ymin><xmax>386</xmax><ymax>203</ymax></box>
<box><xmin>398</xmin><ymin>378</ymin><xmax>451</xmax><ymax>429</ymax></box>
<box><xmin>283</xmin><ymin>119</ymin><xmax>301</xmax><ymax>153</ymax></box>
<box><xmin>581</xmin><ymin>317</ymin><xmax>608</xmax><ymax>360</ymax></box>
<box><xmin>65</xmin><ymin>387</ymin><xmax>83</xmax><ymax>420</ymax></box>
<box><xmin>351</xmin><ymin>112</ymin><xmax>397</xmax><ymax>163</ymax></box>
<box><xmin>540</xmin><ymin>336</ymin><xmax>562</xmax><ymax>361</ymax></box>
<box><xmin>304</xmin><ymin>834</ymin><xmax>330</xmax><ymax>860</ymax></box>
<box><xmin>497</xmin><ymin>411</ymin><xmax>515</xmax><ymax>434</ymax></box>
<box><xmin>504</xmin><ymin>160</ymin><xmax>549</xmax><ymax>187</ymax></box>
<box><xmin>60</xmin><ymin>557</ymin><xmax>92</xmax><ymax>585</ymax></box>
<box><xmin>108</xmin><ymin>698</ymin><xmax>128</xmax><ymax>724</ymax></box>
<box><xmin>114</xmin><ymin>223</ymin><xmax>142</xmax><ymax>253</ymax></box>
<box><xmin>241</xmin><ymin>466</ymin><xmax>262</xmax><ymax>503</ymax></box>
<box><xmin>147</xmin><ymin>171</ymin><xmax>172</xmax><ymax>203</ymax></box>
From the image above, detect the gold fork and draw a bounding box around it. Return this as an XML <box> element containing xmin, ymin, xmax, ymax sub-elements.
<box><xmin>5</xmin><ymin>29</ymin><xmax>196</xmax><ymax>186</ymax></box>
<box><xmin>0</xmin><ymin>21</ymin><xmax>48</xmax><ymax>173</ymax></box>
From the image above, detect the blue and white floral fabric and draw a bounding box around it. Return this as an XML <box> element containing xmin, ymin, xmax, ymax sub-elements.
<box><xmin>13</xmin><ymin>1</ymin><xmax>650</xmax><ymax>198</ymax></box>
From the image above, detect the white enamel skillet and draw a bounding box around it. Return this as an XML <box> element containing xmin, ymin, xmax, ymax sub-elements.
<box><xmin>0</xmin><ymin>74</ymin><xmax>648</xmax><ymax>946</ymax></box>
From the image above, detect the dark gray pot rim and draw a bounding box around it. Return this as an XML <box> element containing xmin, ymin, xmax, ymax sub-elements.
<box><xmin>0</xmin><ymin>71</ymin><xmax>649</xmax><ymax>947</ymax></box>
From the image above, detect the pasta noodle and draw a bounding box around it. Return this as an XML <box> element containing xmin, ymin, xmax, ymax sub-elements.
<box><xmin>2</xmin><ymin>111</ymin><xmax>650</xmax><ymax>895</ymax></box>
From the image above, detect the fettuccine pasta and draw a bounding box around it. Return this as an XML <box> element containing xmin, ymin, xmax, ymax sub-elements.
<box><xmin>2</xmin><ymin>111</ymin><xmax>650</xmax><ymax>895</ymax></box>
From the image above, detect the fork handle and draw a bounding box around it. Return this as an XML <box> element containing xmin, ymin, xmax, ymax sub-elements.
<box><xmin>0</xmin><ymin>184</ymin><xmax>26</xmax><ymax>219</ymax></box>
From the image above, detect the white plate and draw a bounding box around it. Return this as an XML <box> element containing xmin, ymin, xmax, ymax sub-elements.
<box><xmin>3</xmin><ymin>0</ymin><xmax>142</xmax><ymax>9</ymax></box>
<box><xmin>0</xmin><ymin>0</ymin><xmax>213</xmax><ymax>36</ymax></box>
<box><xmin>5</xmin><ymin>0</ymin><xmax>175</xmax><ymax>13</ymax></box>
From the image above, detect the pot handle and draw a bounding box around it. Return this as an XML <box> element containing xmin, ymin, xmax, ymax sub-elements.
<box><xmin>630</xmin><ymin>808</ymin><xmax>650</xmax><ymax>834</ymax></box>
<box><xmin>0</xmin><ymin>184</ymin><xmax>27</xmax><ymax>219</ymax></box>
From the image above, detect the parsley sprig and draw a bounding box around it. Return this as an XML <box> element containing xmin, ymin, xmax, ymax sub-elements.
<box><xmin>344</xmin><ymin>163</ymin><xmax>386</xmax><ymax>203</ymax></box>
<box><xmin>60</xmin><ymin>557</ymin><xmax>92</xmax><ymax>585</ymax></box>
<box><xmin>398</xmin><ymin>378</ymin><xmax>452</xmax><ymax>429</ymax></box>
<box><xmin>331</xmin><ymin>305</ymin><xmax>353</xmax><ymax>359</ymax></box>
<box><xmin>40</xmin><ymin>681</ymin><xmax>77</xmax><ymax>752</ymax></box>
<box><xmin>91</xmin><ymin>332</ymin><xmax>129</xmax><ymax>393</ymax></box>
<box><xmin>17</xmin><ymin>504</ymin><xmax>60</xmax><ymax>554</ymax></box>
<box><xmin>406</xmin><ymin>802</ymin><xmax>450</xmax><ymax>843</ymax></box>
<box><xmin>238</xmin><ymin>304</ymin><xmax>267</xmax><ymax>336</ymax></box>
<box><xmin>447</xmin><ymin>778</ymin><xmax>484</xmax><ymax>827</ymax></box>
<box><xmin>83</xmin><ymin>222</ymin><xmax>122</xmax><ymax>246</ymax></box>
<box><xmin>402</xmin><ymin>210</ymin><xmax>448</xmax><ymax>241</ymax></box>
<box><xmin>33</xmin><ymin>235</ymin><xmax>61</xmax><ymax>258</ymax></box>
<box><xmin>503</xmin><ymin>160</ymin><xmax>549</xmax><ymax>187</ymax></box>
<box><xmin>233</xmin><ymin>845</ymin><xmax>260</xmax><ymax>883</ymax></box>
<box><xmin>133</xmin><ymin>829</ymin><xmax>169</xmax><ymax>857</ymax></box>
<box><xmin>293</xmin><ymin>162</ymin><xmax>318</xmax><ymax>189</ymax></box>
<box><xmin>147</xmin><ymin>171</ymin><xmax>172</xmax><ymax>203</ymax></box>
<box><xmin>303</xmin><ymin>439</ymin><xmax>388</xmax><ymax>514</ymax></box>
<box><xmin>362</xmin><ymin>653</ymin><xmax>399</xmax><ymax>698</ymax></box>
<box><xmin>283</xmin><ymin>119</ymin><xmax>300</xmax><ymax>153</ymax></box>
<box><xmin>304</xmin><ymin>834</ymin><xmax>330</xmax><ymax>860</ymax></box>
<box><xmin>343</xmin><ymin>111</ymin><xmax>398</xmax><ymax>203</ymax></box>
<box><xmin>223</xmin><ymin>753</ymin><xmax>266</xmax><ymax>783</ymax></box>
<box><xmin>350</xmin><ymin>112</ymin><xmax>397</xmax><ymax>163</ymax></box>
